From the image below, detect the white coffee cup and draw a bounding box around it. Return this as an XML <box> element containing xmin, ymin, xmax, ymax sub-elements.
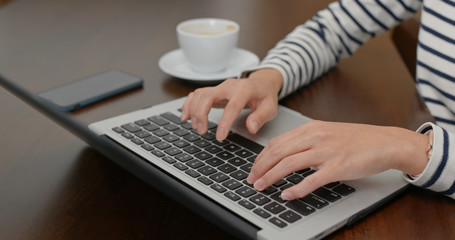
<box><xmin>177</xmin><ymin>18</ymin><xmax>239</xmax><ymax>73</ymax></box>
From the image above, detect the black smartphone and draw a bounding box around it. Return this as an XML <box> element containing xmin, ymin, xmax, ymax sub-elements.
<box><xmin>38</xmin><ymin>70</ymin><xmax>143</xmax><ymax>111</ymax></box>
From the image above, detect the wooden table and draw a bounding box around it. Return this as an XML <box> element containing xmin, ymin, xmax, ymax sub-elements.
<box><xmin>0</xmin><ymin>0</ymin><xmax>453</xmax><ymax>239</ymax></box>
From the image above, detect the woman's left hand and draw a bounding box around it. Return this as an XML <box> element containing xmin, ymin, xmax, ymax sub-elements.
<box><xmin>247</xmin><ymin>120</ymin><xmax>429</xmax><ymax>201</ymax></box>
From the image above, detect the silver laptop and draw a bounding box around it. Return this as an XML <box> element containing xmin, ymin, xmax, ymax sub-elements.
<box><xmin>0</xmin><ymin>74</ymin><xmax>408</xmax><ymax>240</ymax></box>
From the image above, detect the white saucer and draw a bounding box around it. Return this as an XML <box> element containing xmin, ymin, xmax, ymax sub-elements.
<box><xmin>159</xmin><ymin>48</ymin><xmax>260</xmax><ymax>82</ymax></box>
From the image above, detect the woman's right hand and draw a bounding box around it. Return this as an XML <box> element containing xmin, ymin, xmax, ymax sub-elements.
<box><xmin>180</xmin><ymin>68</ymin><xmax>283</xmax><ymax>141</ymax></box>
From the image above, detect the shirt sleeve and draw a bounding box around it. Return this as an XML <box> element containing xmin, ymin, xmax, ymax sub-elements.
<box><xmin>244</xmin><ymin>0</ymin><xmax>421</xmax><ymax>99</ymax></box>
<box><xmin>404</xmin><ymin>123</ymin><xmax>455</xmax><ymax>199</ymax></box>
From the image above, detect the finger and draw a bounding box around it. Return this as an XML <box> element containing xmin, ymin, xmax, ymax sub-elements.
<box><xmin>216</xmin><ymin>90</ymin><xmax>252</xmax><ymax>141</ymax></box>
<box><xmin>281</xmin><ymin>168</ymin><xmax>333</xmax><ymax>201</ymax></box>
<box><xmin>181</xmin><ymin>92</ymin><xmax>194</xmax><ymax>121</ymax></box>
<box><xmin>192</xmin><ymin>88</ymin><xmax>224</xmax><ymax>135</ymax></box>
<box><xmin>248</xmin><ymin>127</ymin><xmax>312</xmax><ymax>184</ymax></box>
<box><xmin>246</xmin><ymin>98</ymin><xmax>278</xmax><ymax>134</ymax></box>
<box><xmin>252</xmin><ymin>150</ymin><xmax>318</xmax><ymax>191</ymax></box>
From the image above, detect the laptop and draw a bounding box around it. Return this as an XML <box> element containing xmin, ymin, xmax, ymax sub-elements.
<box><xmin>0</xmin><ymin>73</ymin><xmax>408</xmax><ymax>240</ymax></box>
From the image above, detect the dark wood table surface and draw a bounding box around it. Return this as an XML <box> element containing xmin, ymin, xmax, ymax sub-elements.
<box><xmin>0</xmin><ymin>0</ymin><xmax>453</xmax><ymax>239</ymax></box>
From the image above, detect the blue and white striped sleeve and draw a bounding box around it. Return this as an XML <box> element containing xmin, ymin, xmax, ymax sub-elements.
<box><xmin>251</xmin><ymin>0</ymin><xmax>421</xmax><ymax>99</ymax></box>
<box><xmin>405</xmin><ymin>123</ymin><xmax>455</xmax><ymax>199</ymax></box>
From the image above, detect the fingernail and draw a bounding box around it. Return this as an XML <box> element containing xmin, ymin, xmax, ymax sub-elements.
<box><xmin>247</xmin><ymin>173</ymin><xmax>255</xmax><ymax>184</ymax></box>
<box><xmin>216</xmin><ymin>127</ymin><xmax>227</xmax><ymax>140</ymax></box>
<box><xmin>180</xmin><ymin>110</ymin><xmax>186</xmax><ymax>121</ymax></box>
<box><xmin>251</xmin><ymin>119</ymin><xmax>258</xmax><ymax>134</ymax></box>
<box><xmin>197</xmin><ymin>123</ymin><xmax>204</xmax><ymax>134</ymax></box>
<box><xmin>191</xmin><ymin>117</ymin><xmax>197</xmax><ymax>129</ymax></box>
<box><xmin>281</xmin><ymin>192</ymin><xmax>293</xmax><ymax>201</ymax></box>
<box><xmin>254</xmin><ymin>178</ymin><xmax>264</xmax><ymax>191</ymax></box>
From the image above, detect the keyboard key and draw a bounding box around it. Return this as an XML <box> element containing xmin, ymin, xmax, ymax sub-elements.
<box><xmin>144</xmin><ymin>136</ymin><xmax>161</xmax><ymax>144</ymax></box>
<box><xmin>194</xmin><ymin>151</ymin><xmax>212</xmax><ymax>160</ymax></box>
<box><xmin>273</xmin><ymin>179</ymin><xmax>287</xmax><ymax>187</ymax></box>
<box><xmin>210</xmin><ymin>172</ymin><xmax>229</xmax><ymax>183</ymax></box>
<box><xmin>183</xmin><ymin>134</ymin><xmax>200</xmax><ymax>142</ymax></box>
<box><xmin>218</xmin><ymin>164</ymin><xmax>236</xmax><ymax>174</ymax></box>
<box><xmin>112</xmin><ymin>127</ymin><xmax>124</xmax><ymax>133</ymax></box>
<box><xmin>253</xmin><ymin>208</ymin><xmax>271</xmax><ymax>219</ymax></box>
<box><xmin>141</xmin><ymin>143</ymin><xmax>154</xmax><ymax>151</ymax></box>
<box><xmin>121</xmin><ymin>132</ymin><xmax>134</xmax><ymax>139</ymax></box>
<box><xmin>164</xmin><ymin>147</ymin><xmax>182</xmax><ymax>156</ymax></box>
<box><xmin>332</xmin><ymin>184</ymin><xmax>355</xmax><ymax>196</ymax></box>
<box><xmin>269</xmin><ymin>217</ymin><xmax>287</xmax><ymax>228</ymax></box>
<box><xmin>224</xmin><ymin>192</ymin><xmax>241</xmax><ymax>201</ymax></box>
<box><xmin>271</xmin><ymin>192</ymin><xmax>286</xmax><ymax>204</ymax></box>
<box><xmin>287</xmin><ymin>174</ymin><xmax>304</xmax><ymax>184</ymax></box>
<box><xmin>173</xmin><ymin>140</ymin><xmax>190</xmax><ymax>148</ymax></box>
<box><xmin>228</xmin><ymin>157</ymin><xmax>247</xmax><ymax>167</ymax></box>
<box><xmin>211</xmin><ymin>183</ymin><xmax>227</xmax><ymax>193</ymax></box>
<box><xmin>280</xmin><ymin>183</ymin><xmax>293</xmax><ymax>191</ymax></box>
<box><xmin>183</xmin><ymin>146</ymin><xmax>201</xmax><ymax>154</ymax></box>
<box><xmin>153</xmin><ymin>129</ymin><xmax>169</xmax><ymax>137</ymax></box>
<box><xmin>185</xmin><ymin>169</ymin><xmax>201</xmax><ymax>178</ymax></box>
<box><xmin>134</xmin><ymin>119</ymin><xmax>150</xmax><ymax>126</ymax></box>
<box><xmin>313</xmin><ymin>188</ymin><xmax>341</xmax><ymax>202</ymax></box>
<box><xmin>324</xmin><ymin>181</ymin><xmax>340</xmax><ymax>189</ymax></box>
<box><xmin>235</xmin><ymin>186</ymin><xmax>256</xmax><ymax>198</ymax></box>
<box><xmin>144</xmin><ymin>124</ymin><xmax>159</xmax><ymax>131</ymax></box>
<box><xmin>238</xmin><ymin>200</ymin><xmax>255</xmax><ymax>210</ymax></box>
<box><xmin>279</xmin><ymin>210</ymin><xmax>302</xmax><ymax>223</ymax></box>
<box><xmin>163</xmin><ymin>134</ymin><xmax>179</xmax><ymax>142</ymax></box>
<box><xmin>135</xmin><ymin>130</ymin><xmax>151</xmax><ymax>138</ymax></box>
<box><xmin>154</xmin><ymin>141</ymin><xmax>171</xmax><ymax>150</ymax></box>
<box><xmin>174</xmin><ymin>129</ymin><xmax>190</xmax><ymax>137</ymax></box>
<box><xmin>227</xmin><ymin>133</ymin><xmax>264</xmax><ymax>154</ymax></box>
<box><xmin>250</xmin><ymin>194</ymin><xmax>271</xmax><ymax>206</ymax></box>
<box><xmin>205</xmin><ymin>145</ymin><xmax>222</xmax><ymax>154</ymax></box>
<box><xmin>150</xmin><ymin>149</ymin><xmax>165</xmax><ymax>157</ymax></box>
<box><xmin>173</xmin><ymin>162</ymin><xmax>188</xmax><ymax>171</ymax></box>
<box><xmin>285</xmin><ymin>200</ymin><xmax>315</xmax><ymax>216</ymax></box>
<box><xmin>230</xmin><ymin>170</ymin><xmax>249</xmax><ymax>181</ymax></box>
<box><xmin>147</xmin><ymin>115</ymin><xmax>170</xmax><ymax>126</ymax></box>
<box><xmin>246</xmin><ymin>156</ymin><xmax>256</xmax><ymax>163</ymax></box>
<box><xmin>224</xmin><ymin>143</ymin><xmax>241</xmax><ymax>152</ymax></box>
<box><xmin>212</xmin><ymin>139</ymin><xmax>229</xmax><ymax>146</ymax></box>
<box><xmin>262</xmin><ymin>186</ymin><xmax>278</xmax><ymax>195</ymax></box>
<box><xmin>201</xmin><ymin>132</ymin><xmax>215</xmax><ymax>140</ymax></box>
<box><xmin>302</xmin><ymin>169</ymin><xmax>316</xmax><ymax>177</ymax></box>
<box><xmin>206</xmin><ymin>157</ymin><xmax>224</xmax><ymax>167</ymax></box>
<box><xmin>216</xmin><ymin>151</ymin><xmax>235</xmax><ymax>160</ymax></box>
<box><xmin>181</xmin><ymin>122</ymin><xmax>193</xmax><ymax>130</ymax></box>
<box><xmin>197</xmin><ymin>176</ymin><xmax>213</xmax><ymax>185</ymax></box>
<box><xmin>194</xmin><ymin>139</ymin><xmax>211</xmax><ymax>148</ymax></box>
<box><xmin>198</xmin><ymin>166</ymin><xmax>217</xmax><ymax>176</ymax></box>
<box><xmin>174</xmin><ymin>153</ymin><xmax>193</xmax><ymax>162</ymax></box>
<box><xmin>164</xmin><ymin>124</ymin><xmax>179</xmax><ymax>131</ymax></box>
<box><xmin>121</xmin><ymin>123</ymin><xmax>141</xmax><ymax>133</ymax></box>
<box><xmin>235</xmin><ymin>149</ymin><xmax>253</xmax><ymax>158</ymax></box>
<box><xmin>160</xmin><ymin>112</ymin><xmax>184</xmax><ymax>124</ymax></box>
<box><xmin>264</xmin><ymin>202</ymin><xmax>286</xmax><ymax>214</ymax></box>
<box><xmin>240</xmin><ymin>163</ymin><xmax>253</xmax><ymax>173</ymax></box>
<box><xmin>186</xmin><ymin>159</ymin><xmax>205</xmax><ymax>169</ymax></box>
<box><xmin>162</xmin><ymin>156</ymin><xmax>176</xmax><ymax>164</ymax></box>
<box><xmin>302</xmin><ymin>194</ymin><xmax>328</xmax><ymax>209</ymax></box>
<box><xmin>222</xmin><ymin>179</ymin><xmax>242</xmax><ymax>190</ymax></box>
<box><xmin>131</xmin><ymin>138</ymin><xmax>144</xmax><ymax>145</ymax></box>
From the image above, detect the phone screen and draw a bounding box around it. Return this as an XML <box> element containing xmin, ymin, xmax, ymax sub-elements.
<box><xmin>38</xmin><ymin>70</ymin><xmax>143</xmax><ymax>111</ymax></box>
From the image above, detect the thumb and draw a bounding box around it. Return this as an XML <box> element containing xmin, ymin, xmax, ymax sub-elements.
<box><xmin>246</xmin><ymin>100</ymin><xmax>278</xmax><ymax>134</ymax></box>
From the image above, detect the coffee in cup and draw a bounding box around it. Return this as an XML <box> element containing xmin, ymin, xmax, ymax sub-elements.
<box><xmin>177</xmin><ymin>18</ymin><xmax>239</xmax><ymax>73</ymax></box>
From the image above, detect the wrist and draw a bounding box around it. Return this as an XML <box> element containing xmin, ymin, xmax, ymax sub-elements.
<box><xmin>249</xmin><ymin>68</ymin><xmax>283</xmax><ymax>96</ymax></box>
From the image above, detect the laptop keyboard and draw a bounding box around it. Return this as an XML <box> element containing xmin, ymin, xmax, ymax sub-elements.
<box><xmin>111</xmin><ymin>112</ymin><xmax>355</xmax><ymax>229</ymax></box>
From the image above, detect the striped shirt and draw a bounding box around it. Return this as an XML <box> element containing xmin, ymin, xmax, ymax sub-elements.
<box><xmin>253</xmin><ymin>0</ymin><xmax>455</xmax><ymax>199</ymax></box>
